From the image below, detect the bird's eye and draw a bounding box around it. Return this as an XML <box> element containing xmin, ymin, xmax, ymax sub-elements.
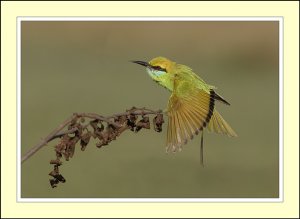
<box><xmin>152</xmin><ymin>66</ymin><xmax>166</xmax><ymax>72</ymax></box>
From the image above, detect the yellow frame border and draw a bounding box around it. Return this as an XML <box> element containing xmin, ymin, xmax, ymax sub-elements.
<box><xmin>1</xmin><ymin>1</ymin><xmax>299</xmax><ymax>218</ymax></box>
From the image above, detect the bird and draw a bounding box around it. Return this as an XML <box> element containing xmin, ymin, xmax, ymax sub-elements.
<box><xmin>132</xmin><ymin>57</ymin><xmax>237</xmax><ymax>163</ymax></box>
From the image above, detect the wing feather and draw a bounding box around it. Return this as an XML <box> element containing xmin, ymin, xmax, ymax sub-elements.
<box><xmin>207</xmin><ymin>110</ymin><xmax>237</xmax><ymax>137</ymax></box>
<box><xmin>166</xmin><ymin>80</ymin><xmax>237</xmax><ymax>152</ymax></box>
<box><xmin>166</xmin><ymin>87</ymin><xmax>213</xmax><ymax>152</ymax></box>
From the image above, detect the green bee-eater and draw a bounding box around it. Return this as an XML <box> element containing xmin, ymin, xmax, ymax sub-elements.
<box><xmin>132</xmin><ymin>57</ymin><xmax>237</xmax><ymax>157</ymax></box>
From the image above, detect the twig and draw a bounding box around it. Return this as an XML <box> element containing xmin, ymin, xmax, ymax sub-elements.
<box><xmin>21</xmin><ymin>115</ymin><xmax>76</xmax><ymax>164</ymax></box>
<box><xmin>22</xmin><ymin>109</ymin><xmax>162</xmax><ymax>164</ymax></box>
<box><xmin>21</xmin><ymin>107</ymin><xmax>165</xmax><ymax>188</ymax></box>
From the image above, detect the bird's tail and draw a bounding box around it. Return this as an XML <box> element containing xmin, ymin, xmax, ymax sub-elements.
<box><xmin>207</xmin><ymin>110</ymin><xmax>237</xmax><ymax>137</ymax></box>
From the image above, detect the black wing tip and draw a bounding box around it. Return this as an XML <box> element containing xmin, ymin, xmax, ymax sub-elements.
<box><xmin>213</xmin><ymin>91</ymin><xmax>231</xmax><ymax>105</ymax></box>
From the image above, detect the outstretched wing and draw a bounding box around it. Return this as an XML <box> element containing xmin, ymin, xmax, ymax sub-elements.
<box><xmin>166</xmin><ymin>80</ymin><xmax>237</xmax><ymax>152</ymax></box>
<box><xmin>166</xmin><ymin>81</ymin><xmax>215</xmax><ymax>152</ymax></box>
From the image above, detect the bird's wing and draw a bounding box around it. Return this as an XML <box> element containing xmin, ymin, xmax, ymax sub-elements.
<box><xmin>166</xmin><ymin>81</ymin><xmax>215</xmax><ymax>152</ymax></box>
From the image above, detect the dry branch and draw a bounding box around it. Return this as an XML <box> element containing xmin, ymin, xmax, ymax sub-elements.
<box><xmin>21</xmin><ymin>107</ymin><xmax>164</xmax><ymax>188</ymax></box>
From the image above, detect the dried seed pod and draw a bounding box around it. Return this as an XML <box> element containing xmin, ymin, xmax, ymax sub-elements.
<box><xmin>50</xmin><ymin>159</ymin><xmax>62</xmax><ymax>165</ymax></box>
<box><xmin>135</xmin><ymin>123</ymin><xmax>143</xmax><ymax>132</ymax></box>
<box><xmin>90</xmin><ymin>119</ymin><xmax>99</xmax><ymax>130</ymax></box>
<box><xmin>107</xmin><ymin>123</ymin><xmax>117</xmax><ymax>131</ymax></box>
<box><xmin>127</xmin><ymin>114</ymin><xmax>137</xmax><ymax>131</ymax></box>
<box><xmin>69</xmin><ymin>136</ymin><xmax>80</xmax><ymax>158</ymax></box>
<box><xmin>105</xmin><ymin>125</ymin><xmax>116</xmax><ymax>140</ymax></box>
<box><xmin>115</xmin><ymin>115</ymin><xmax>127</xmax><ymax>125</ymax></box>
<box><xmin>96</xmin><ymin>142</ymin><xmax>103</xmax><ymax>148</ymax></box>
<box><xmin>94</xmin><ymin>129</ymin><xmax>102</xmax><ymax>139</ymax></box>
<box><xmin>129</xmin><ymin>114</ymin><xmax>138</xmax><ymax>122</ymax></box>
<box><xmin>90</xmin><ymin>120</ymin><xmax>104</xmax><ymax>132</ymax></box>
<box><xmin>55</xmin><ymin>174</ymin><xmax>66</xmax><ymax>183</ymax></box>
<box><xmin>56</xmin><ymin>151</ymin><xmax>62</xmax><ymax>159</ymax></box>
<box><xmin>100</xmin><ymin>131</ymin><xmax>109</xmax><ymax>143</ymax></box>
<box><xmin>135</xmin><ymin>116</ymin><xmax>150</xmax><ymax>132</ymax></box>
<box><xmin>63</xmin><ymin>138</ymin><xmax>76</xmax><ymax>161</ymax></box>
<box><xmin>55</xmin><ymin>136</ymin><xmax>69</xmax><ymax>154</ymax></box>
<box><xmin>142</xmin><ymin>116</ymin><xmax>149</xmax><ymax>122</ymax></box>
<box><xmin>95</xmin><ymin>130</ymin><xmax>110</xmax><ymax>148</ymax></box>
<box><xmin>80</xmin><ymin>131</ymin><xmax>92</xmax><ymax>151</ymax></box>
<box><xmin>49</xmin><ymin>173</ymin><xmax>66</xmax><ymax>183</ymax></box>
<box><xmin>60</xmin><ymin>134</ymin><xmax>71</xmax><ymax>144</ymax></box>
<box><xmin>127</xmin><ymin>120</ymin><xmax>135</xmax><ymax>131</ymax></box>
<box><xmin>142</xmin><ymin>116</ymin><xmax>150</xmax><ymax>129</ymax></box>
<box><xmin>50</xmin><ymin>178</ymin><xmax>59</xmax><ymax>188</ymax></box>
<box><xmin>153</xmin><ymin>114</ymin><xmax>164</xmax><ymax>132</ymax></box>
<box><xmin>74</xmin><ymin>123</ymin><xmax>83</xmax><ymax>136</ymax></box>
<box><xmin>115</xmin><ymin>125</ymin><xmax>128</xmax><ymax>137</ymax></box>
<box><xmin>98</xmin><ymin>123</ymin><xmax>104</xmax><ymax>132</ymax></box>
<box><xmin>109</xmin><ymin>131</ymin><xmax>117</xmax><ymax>141</ymax></box>
<box><xmin>63</xmin><ymin>152</ymin><xmax>70</xmax><ymax>161</ymax></box>
<box><xmin>96</xmin><ymin>141</ymin><xmax>108</xmax><ymax>148</ymax></box>
<box><xmin>49</xmin><ymin>170</ymin><xmax>58</xmax><ymax>177</ymax></box>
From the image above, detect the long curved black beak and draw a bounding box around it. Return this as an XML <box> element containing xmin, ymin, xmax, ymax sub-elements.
<box><xmin>131</xmin><ymin>60</ymin><xmax>151</xmax><ymax>68</ymax></box>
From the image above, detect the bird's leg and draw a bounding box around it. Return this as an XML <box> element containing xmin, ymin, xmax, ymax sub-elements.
<box><xmin>200</xmin><ymin>131</ymin><xmax>204</xmax><ymax>167</ymax></box>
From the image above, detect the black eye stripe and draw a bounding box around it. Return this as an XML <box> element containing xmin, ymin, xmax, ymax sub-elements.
<box><xmin>152</xmin><ymin>66</ymin><xmax>166</xmax><ymax>72</ymax></box>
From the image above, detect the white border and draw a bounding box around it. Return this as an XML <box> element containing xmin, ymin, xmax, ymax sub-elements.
<box><xmin>17</xmin><ymin>16</ymin><xmax>283</xmax><ymax>203</ymax></box>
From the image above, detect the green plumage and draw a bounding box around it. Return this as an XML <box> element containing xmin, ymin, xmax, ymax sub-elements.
<box><xmin>134</xmin><ymin>56</ymin><xmax>237</xmax><ymax>153</ymax></box>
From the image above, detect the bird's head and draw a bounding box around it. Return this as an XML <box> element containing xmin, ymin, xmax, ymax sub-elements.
<box><xmin>132</xmin><ymin>57</ymin><xmax>175</xmax><ymax>90</ymax></box>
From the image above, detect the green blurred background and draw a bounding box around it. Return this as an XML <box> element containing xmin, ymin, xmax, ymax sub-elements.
<box><xmin>21</xmin><ymin>21</ymin><xmax>279</xmax><ymax>198</ymax></box>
